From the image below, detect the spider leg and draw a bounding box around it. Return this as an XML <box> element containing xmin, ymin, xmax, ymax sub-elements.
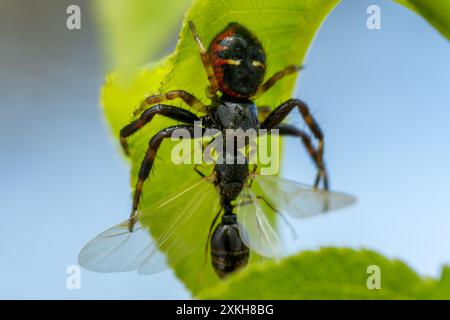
<box><xmin>128</xmin><ymin>125</ymin><xmax>206</xmax><ymax>231</ymax></box>
<box><xmin>256</xmin><ymin>65</ymin><xmax>302</xmax><ymax>96</ymax></box>
<box><xmin>188</xmin><ymin>21</ymin><xmax>219</xmax><ymax>98</ymax></box>
<box><xmin>261</xmin><ymin>99</ymin><xmax>328</xmax><ymax>190</ymax></box>
<box><xmin>120</xmin><ymin>104</ymin><xmax>200</xmax><ymax>156</ymax></box>
<box><xmin>133</xmin><ymin>90</ymin><xmax>207</xmax><ymax>116</ymax></box>
<box><xmin>275</xmin><ymin>124</ymin><xmax>329</xmax><ymax>189</ymax></box>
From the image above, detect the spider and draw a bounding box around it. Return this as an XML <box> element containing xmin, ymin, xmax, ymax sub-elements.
<box><xmin>120</xmin><ymin>20</ymin><xmax>328</xmax><ymax>218</ymax></box>
<box><xmin>117</xmin><ymin>21</ymin><xmax>330</xmax><ymax>275</ymax></box>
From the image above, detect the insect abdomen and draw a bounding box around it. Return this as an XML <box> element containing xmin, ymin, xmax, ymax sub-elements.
<box><xmin>210</xmin><ymin>218</ymin><xmax>249</xmax><ymax>278</ymax></box>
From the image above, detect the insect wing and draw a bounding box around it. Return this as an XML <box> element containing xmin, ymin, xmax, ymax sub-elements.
<box><xmin>138</xmin><ymin>177</ymin><xmax>220</xmax><ymax>274</ymax></box>
<box><xmin>253</xmin><ymin>174</ymin><xmax>356</xmax><ymax>218</ymax></box>
<box><xmin>78</xmin><ymin>220</ymin><xmax>165</xmax><ymax>273</ymax></box>
<box><xmin>78</xmin><ymin>177</ymin><xmax>219</xmax><ymax>274</ymax></box>
<box><xmin>236</xmin><ymin>188</ymin><xmax>282</xmax><ymax>258</ymax></box>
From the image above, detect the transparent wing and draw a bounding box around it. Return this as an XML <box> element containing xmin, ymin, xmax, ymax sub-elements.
<box><xmin>236</xmin><ymin>187</ymin><xmax>282</xmax><ymax>258</ymax></box>
<box><xmin>78</xmin><ymin>176</ymin><xmax>219</xmax><ymax>274</ymax></box>
<box><xmin>253</xmin><ymin>175</ymin><xmax>356</xmax><ymax>218</ymax></box>
<box><xmin>77</xmin><ymin>220</ymin><xmax>166</xmax><ymax>273</ymax></box>
<box><xmin>235</xmin><ymin>175</ymin><xmax>356</xmax><ymax>258</ymax></box>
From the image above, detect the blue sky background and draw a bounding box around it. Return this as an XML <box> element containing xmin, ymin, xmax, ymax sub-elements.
<box><xmin>0</xmin><ymin>0</ymin><xmax>449</xmax><ymax>299</ymax></box>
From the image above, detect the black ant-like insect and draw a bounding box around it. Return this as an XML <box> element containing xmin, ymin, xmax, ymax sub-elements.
<box><xmin>79</xmin><ymin>22</ymin><xmax>353</xmax><ymax>278</ymax></box>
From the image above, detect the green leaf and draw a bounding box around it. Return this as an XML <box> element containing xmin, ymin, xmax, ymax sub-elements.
<box><xmin>198</xmin><ymin>248</ymin><xmax>450</xmax><ymax>299</ymax></box>
<box><xmin>429</xmin><ymin>267</ymin><xmax>450</xmax><ymax>299</ymax></box>
<box><xmin>91</xmin><ymin>0</ymin><xmax>191</xmax><ymax>71</ymax></box>
<box><xmin>394</xmin><ymin>0</ymin><xmax>450</xmax><ymax>40</ymax></box>
<box><xmin>101</xmin><ymin>0</ymin><xmax>340</xmax><ymax>295</ymax></box>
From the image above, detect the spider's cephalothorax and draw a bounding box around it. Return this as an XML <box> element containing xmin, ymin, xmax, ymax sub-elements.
<box><xmin>209</xmin><ymin>23</ymin><xmax>266</xmax><ymax>98</ymax></box>
<box><xmin>119</xmin><ymin>21</ymin><xmax>329</xmax><ymax>278</ymax></box>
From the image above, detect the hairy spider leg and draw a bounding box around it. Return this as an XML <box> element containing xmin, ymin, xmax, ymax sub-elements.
<box><xmin>120</xmin><ymin>104</ymin><xmax>200</xmax><ymax>156</ymax></box>
<box><xmin>128</xmin><ymin>125</ymin><xmax>207</xmax><ymax>231</ymax></box>
<box><xmin>261</xmin><ymin>99</ymin><xmax>328</xmax><ymax>190</ymax></box>
<box><xmin>133</xmin><ymin>90</ymin><xmax>207</xmax><ymax>117</ymax></box>
<box><xmin>189</xmin><ymin>21</ymin><xmax>219</xmax><ymax>98</ymax></box>
<box><xmin>256</xmin><ymin>65</ymin><xmax>302</xmax><ymax>96</ymax></box>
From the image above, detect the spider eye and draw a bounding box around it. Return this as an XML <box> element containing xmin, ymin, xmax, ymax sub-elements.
<box><xmin>252</xmin><ymin>60</ymin><xmax>265</xmax><ymax>68</ymax></box>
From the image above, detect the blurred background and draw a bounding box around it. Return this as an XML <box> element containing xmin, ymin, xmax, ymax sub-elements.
<box><xmin>0</xmin><ymin>0</ymin><xmax>449</xmax><ymax>299</ymax></box>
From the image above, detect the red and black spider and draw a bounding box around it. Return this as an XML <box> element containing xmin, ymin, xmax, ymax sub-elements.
<box><xmin>80</xmin><ymin>21</ymin><xmax>335</xmax><ymax>278</ymax></box>
<box><xmin>121</xmin><ymin>21</ymin><xmax>328</xmax><ymax>216</ymax></box>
